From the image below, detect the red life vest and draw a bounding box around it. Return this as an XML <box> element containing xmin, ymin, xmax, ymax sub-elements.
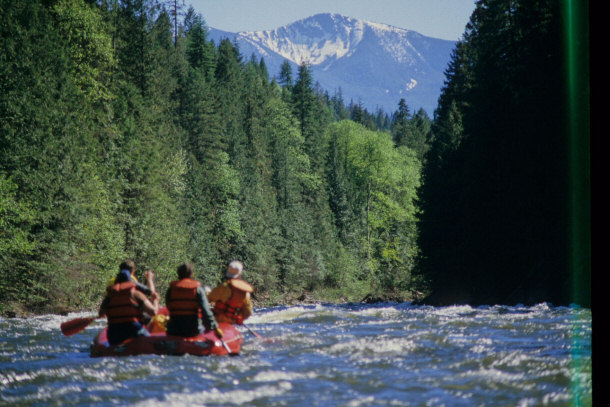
<box><xmin>167</xmin><ymin>278</ymin><xmax>201</xmax><ymax>317</ymax></box>
<box><xmin>212</xmin><ymin>279</ymin><xmax>252</xmax><ymax>325</ymax></box>
<box><xmin>105</xmin><ymin>281</ymin><xmax>142</xmax><ymax>325</ymax></box>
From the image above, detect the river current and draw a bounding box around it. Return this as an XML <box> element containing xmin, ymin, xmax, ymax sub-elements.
<box><xmin>0</xmin><ymin>302</ymin><xmax>592</xmax><ymax>406</ymax></box>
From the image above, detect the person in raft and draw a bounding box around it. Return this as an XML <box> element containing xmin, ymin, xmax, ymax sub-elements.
<box><xmin>108</xmin><ymin>259</ymin><xmax>159</xmax><ymax>302</ymax></box>
<box><xmin>108</xmin><ymin>259</ymin><xmax>160</xmax><ymax>327</ymax></box>
<box><xmin>165</xmin><ymin>262</ymin><xmax>223</xmax><ymax>338</ymax></box>
<box><xmin>98</xmin><ymin>268</ymin><xmax>160</xmax><ymax>345</ymax></box>
<box><xmin>207</xmin><ymin>260</ymin><xmax>254</xmax><ymax>325</ymax></box>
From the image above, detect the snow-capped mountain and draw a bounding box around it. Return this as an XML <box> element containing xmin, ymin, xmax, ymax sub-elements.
<box><xmin>208</xmin><ymin>13</ymin><xmax>456</xmax><ymax>115</ymax></box>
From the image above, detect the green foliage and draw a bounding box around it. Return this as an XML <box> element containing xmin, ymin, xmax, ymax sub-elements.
<box><xmin>52</xmin><ymin>0</ymin><xmax>115</xmax><ymax>102</ymax></box>
<box><xmin>0</xmin><ymin>176</ymin><xmax>34</xmax><ymax>258</ymax></box>
<box><xmin>0</xmin><ymin>0</ymin><xmax>122</xmax><ymax>310</ymax></box>
<box><xmin>0</xmin><ymin>176</ymin><xmax>35</xmax><ymax>309</ymax></box>
<box><xmin>326</xmin><ymin>121</ymin><xmax>421</xmax><ymax>291</ymax></box>
<box><xmin>1</xmin><ymin>0</ymin><xmax>426</xmax><ymax>314</ymax></box>
<box><xmin>184</xmin><ymin>7</ymin><xmax>215</xmax><ymax>79</ymax></box>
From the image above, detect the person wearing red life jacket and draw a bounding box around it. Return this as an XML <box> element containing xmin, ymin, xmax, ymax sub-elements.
<box><xmin>98</xmin><ymin>269</ymin><xmax>159</xmax><ymax>345</ymax></box>
<box><xmin>107</xmin><ymin>259</ymin><xmax>160</xmax><ymax>328</ymax></box>
<box><xmin>207</xmin><ymin>260</ymin><xmax>254</xmax><ymax>325</ymax></box>
<box><xmin>165</xmin><ymin>263</ymin><xmax>222</xmax><ymax>338</ymax></box>
<box><xmin>108</xmin><ymin>259</ymin><xmax>159</xmax><ymax>302</ymax></box>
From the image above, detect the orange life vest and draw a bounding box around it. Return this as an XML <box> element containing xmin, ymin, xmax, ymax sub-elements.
<box><xmin>167</xmin><ymin>278</ymin><xmax>201</xmax><ymax>317</ymax></box>
<box><xmin>105</xmin><ymin>281</ymin><xmax>142</xmax><ymax>325</ymax></box>
<box><xmin>212</xmin><ymin>279</ymin><xmax>252</xmax><ymax>324</ymax></box>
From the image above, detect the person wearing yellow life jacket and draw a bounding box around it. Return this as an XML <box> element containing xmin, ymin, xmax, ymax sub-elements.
<box><xmin>98</xmin><ymin>269</ymin><xmax>159</xmax><ymax>345</ymax></box>
<box><xmin>207</xmin><ymin>260</ymin><xmax>254</xmax><ymax>325</ymax></box>
<box><xmin>165</xmin><ymin>263</ymin><xmax>222</xmax><ymax>338</ymax></box>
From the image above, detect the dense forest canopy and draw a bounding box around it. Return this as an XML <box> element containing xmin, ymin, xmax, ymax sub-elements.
<box><xmin>0</xmin><ymin>0</ymin><xmax>589</xmax><ymax>315</ymax></box>
<box><xmin>0</xmin><ymin>0</ymin><xmax>425</xmax><ymax>313</ymax></box>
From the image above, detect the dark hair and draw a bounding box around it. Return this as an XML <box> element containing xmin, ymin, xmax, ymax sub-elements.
<box><xmin>119</xmin><ymin>259</ymin><xmax>136</xmax><ymax>272</ymax></box>
<box><xmin>177</xmin><ymin>263</ymin><xmax>194</xmax><ymax>279</ymax></box>
<box><xmin>115</xmin><ymin>269</ymin><xmax>132</xmax><ymax>283</ymax></box>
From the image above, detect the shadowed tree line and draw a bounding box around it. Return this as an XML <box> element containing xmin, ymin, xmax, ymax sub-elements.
<box><xmin>416</xmin><ymin>0</ymin><xmax>590</xmax><ymax>307</ymax></box>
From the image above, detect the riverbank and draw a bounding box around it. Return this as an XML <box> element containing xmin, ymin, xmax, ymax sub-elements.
<box><xmin>1</xmin><ymin>288</ymin><xmax>422</xmax><ymax>318</ymax></box>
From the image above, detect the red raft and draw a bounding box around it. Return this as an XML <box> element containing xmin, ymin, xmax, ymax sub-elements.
<box><xmin>90</xmin><ymin>309</ymin><xmax>243</xmax><ymax>357</ymax></box>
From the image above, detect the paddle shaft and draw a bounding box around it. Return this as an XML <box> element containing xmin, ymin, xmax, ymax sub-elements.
<box><xmin>219</xmin><ymin>338</ymin><xmax>232</xmax><ymax>354</ymax></box>
<box><xmin>243</xmin><ymin>323</ymin><xmax>263</xmax><ymax>339</ymax></box>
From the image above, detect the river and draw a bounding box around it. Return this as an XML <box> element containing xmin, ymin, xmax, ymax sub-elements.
<box><xmin>0</xmin><ymin>302</ymin><xmax>592</xmax><ymax>406</ymax></box>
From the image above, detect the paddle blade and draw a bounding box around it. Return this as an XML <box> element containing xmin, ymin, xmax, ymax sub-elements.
<box><xmin>60</xmin><ymin>316</ymin><xmax>96</xmax><ymax>337</ymax></box>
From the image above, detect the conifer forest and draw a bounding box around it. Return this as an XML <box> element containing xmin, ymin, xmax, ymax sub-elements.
<box><xmin>0</xmin><ymin>0</ymin><xmax>589</xmax><ymax>314</ymax></box>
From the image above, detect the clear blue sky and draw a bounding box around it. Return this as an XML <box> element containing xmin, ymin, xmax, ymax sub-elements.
<box><xmin>187</xmin><ymin>0</ymin><xmax>476</xmax><ymax>41</ymax></box>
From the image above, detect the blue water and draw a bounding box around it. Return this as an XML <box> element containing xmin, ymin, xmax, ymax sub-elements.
<box><xmin>0</xmin><ymin>303</ymin><xmax>592</xmax><ymax>406</ymax></box>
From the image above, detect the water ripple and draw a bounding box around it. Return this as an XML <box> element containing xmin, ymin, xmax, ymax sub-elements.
<box><xmin>0</xmin><ymin>304</ymin><xmax>592</xmax><ymax>407</ymax></box>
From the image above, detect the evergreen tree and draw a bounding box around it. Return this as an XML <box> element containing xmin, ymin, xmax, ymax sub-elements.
<box><xmin>184</xmin><ymin>7</ymin><xmax>215</xmax><ymax>80</ymax></box>
<box><xmin>278</xmin><ymin>60</ymin><xmax>293</xmax><ymax>89</ymax></box>
<box><xmin>236</xmin><ymin>68</ymin><xmax>281</xmax><ymax>290</ymax></box>
<box><xmin>52</xmin><ymin>0</ymin><xmax>116</xmax><ymax>103</ymax></box>
<box><xmin>0</xmin><ymin>0</ymin><xmax>125</xmax><ymax>309</ymax></box>
<box><xmin>409</xmin><ymin>108</ymin><xmax>432</xmax><ymax>163</ymax></box>
<box><xmin>163</xmin><ymin>0</ymin><xmax>185</xmax><ymax>46</ymax></box>
<box><xmin>391</xmin><ymin>99</ymin><xmax>412</xmax><ymax>147</ymax></box>
<box><xmin>331</xmin><ymin>88</ymin><xmax>349</xmax><ymax>121</ymax></box>
<box><xmin>418</xmin><ymin>0</ymin><xmax>588</xmax><ymax>306</ymax></box>
<box><xmin>258</xmin><ymin>57</ymin><xmax>269</xmax><ymax>81</ymax></box>
<box><xmin>267</xmin><ymin>98</ymin><xmax>314</xmax><ymax>290</ymax></box>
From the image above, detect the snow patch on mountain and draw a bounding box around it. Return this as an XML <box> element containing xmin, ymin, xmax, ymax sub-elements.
<box><xmin>208</xmin><ymin>13</ymin><xmax>456</xmax><ymax>114</ymax></box>
<box><xmin>238</xmin><ymin>14</ymin><xmax>364</xmax><ymax>66</ymax></box>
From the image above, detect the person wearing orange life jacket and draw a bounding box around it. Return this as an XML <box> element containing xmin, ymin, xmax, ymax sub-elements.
<box><xmin>165</xmin><ymin>263</ymin><xmax>222</xmax><ymax>338</ymax></box>
<box><xmin>106</xmin><ymin>259</ymin><xmax>160</xmax><ymax>329</ymax></box>
<box><xmin>98</xmin><ymin>269</ymin><xmax>159</xmax><ymax>345</ymax></box>
<box><xmin>207</xmin><ymin>260</ymin><xmax>254</xmax><ymax>325</ymax></box>
<box><xmin>107</xmin><ymin>259</ymin><xmax>159</xmax><ymax>303</ymax></box>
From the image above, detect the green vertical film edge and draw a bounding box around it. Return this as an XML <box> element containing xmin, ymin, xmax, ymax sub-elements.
<box><xmin>565</xmin><ymin>1</ymin><xmax>591</xmax><ymax>406</ymax></box>
<box><xmin>565</xmin><ymin>0</ymin><xmax>590</xmax><ymax>308</ymax></box>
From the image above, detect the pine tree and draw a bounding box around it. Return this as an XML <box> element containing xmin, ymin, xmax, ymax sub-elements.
<box><xmin>0</xmin><ymin>0</ymin><xmax>127</xmax><ymax>309</ymax></box>
<box><xmin>163</xmin><ymin>0</ymin><xmax>185</xmax><ymax>46</ymax></box>
<box><xmin>417</xmin><ymin>0</ymin><xmax>586</xmax><ymax>306</ymax></box>
<box><xmin>409</xmin><ymin>108</ymin><xmax>431</xmax><ymax>163</ymax></box>
<box><xmin>184</xmin><ymin>7</ymin><xmax>215</xmax><ymax>80</ymax></box>
<box><xmin>278</xmin><ymin>60</ymin><xmax>293</xmax><ymax>89</ymax></box>
<box><xmin>391</xmin><ymin>99</ymin><xmax>412</xmax><ymax>147</ymax></box>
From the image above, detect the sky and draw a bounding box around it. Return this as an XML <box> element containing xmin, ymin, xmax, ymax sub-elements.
<box><xmin>187</xmin><ymin>0</ymin><xmax>477</xmax><ymax>41</ymax></box>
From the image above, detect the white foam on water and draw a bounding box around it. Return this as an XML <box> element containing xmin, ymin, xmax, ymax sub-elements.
<box><xmin>248</xmin><ymin>304</ymin><xmax>329</xmax><ymax>324</ymax></box>
<box><xmin>327</xmin><ymin>336</ymin><xmax>417</xmax><ymax>358</ymax></box>
<box><xmin>252</xmin><ymin>369</ymin><xmax>318</xmax><ymax>382</ymax></box>
<box><xmin>134</xmin><ymin>381</ymin><xmax>293</xmax><ymax>406</ymax></box>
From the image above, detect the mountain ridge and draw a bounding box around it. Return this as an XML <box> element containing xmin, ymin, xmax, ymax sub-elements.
<box><xmin>208</xmin><ymin>13</ymin><xmax>456</xmax><ymax>114</ymax></box>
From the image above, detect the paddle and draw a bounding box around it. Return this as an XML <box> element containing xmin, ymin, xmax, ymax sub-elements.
<box><xmin>243</xmin><ymin>323</ymin><xmax>263</xmax><ymax>339</ymax></box>
<box><xmin>219</xmin><ymin>338</ymin><xmax>233</xmax><ymax>354</ymax></box>
<box><xmin>242</xmin><ymin>323</ymin><xmax>280</xmax><ymax>344</ymax></box>
<box><xmin>60</xmin><ymin>316</ymin><xmax>100</xmax><ymax>337</ymax></box>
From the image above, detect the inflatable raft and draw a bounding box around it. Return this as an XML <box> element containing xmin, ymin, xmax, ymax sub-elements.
<box><xmin>90</xmin><ymin>321</ymin><xmax>242</xmax><ymax>357</ymax></box>
<box><xmin>90</xmin><ymin>306</ymin><xmax>243</xmax><ymax>357</ymax></box>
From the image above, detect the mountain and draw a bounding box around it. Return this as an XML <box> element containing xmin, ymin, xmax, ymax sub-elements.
<box><xmin>207</xmin><ymin>13</ymin><xmax>456</xmax><ymax>115</ymax></box>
